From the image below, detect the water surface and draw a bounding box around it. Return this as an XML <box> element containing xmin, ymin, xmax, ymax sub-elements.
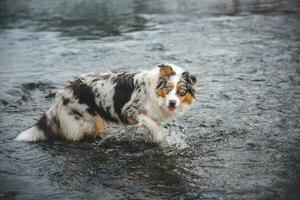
<box><xmin>0</xmin><ymin>0</ymin><xmax>300</xmax><ymax>199</ymax></box>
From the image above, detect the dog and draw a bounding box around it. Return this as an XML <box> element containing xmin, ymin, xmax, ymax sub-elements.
<box><xmin>15</xmin><ymin>64</ymin><xmax>197</xmax><ymax>143</ymax></box>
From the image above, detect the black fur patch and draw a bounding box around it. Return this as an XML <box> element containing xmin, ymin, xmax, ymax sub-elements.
<box><xmin>112</xmin><ymin>72</ymin><xmax>137</xmax><ymax>123</ymax></box>
<box><xmin>98</xmin><ymin>101</ymin><xmax>119</xmax><ymax>123</ymax></box>
<box><xmin>67</xmin><ymin>79</ymin><xmax>118</xmax><ymax>122</ymax></box>
<box><xmin>63</xmin><ymin>98</ymin><xmax>70</xmax><ymax>106</ymax></box>
<box><xmin>36</xmin><ymin>114</ymin><xmax>55</xmax><ymax>139</ymax></box>
<box><xmin>70</xmin><ymin>109</ymin><xmax>83</xmax><ymax>119</ymax></box>
<box><xmin>67</xmin><ymin>79</ymin><xmax>97</xmax><ymax>115</ymax></box>
<box><xmin>36</xmin><ymin>114</ymin><xmax>64</xmax><ymax>141</ymax></box>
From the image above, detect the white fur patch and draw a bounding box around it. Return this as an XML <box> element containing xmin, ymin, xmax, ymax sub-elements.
<box><xmin>15</xmin><ymin>126</ymin><xmax>46</xmax><ymax>142</ymax></box>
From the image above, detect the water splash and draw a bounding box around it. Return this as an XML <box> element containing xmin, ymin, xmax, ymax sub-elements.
<box><xmin>160</xmin><ymin>120</ymin><xmax>189</xmax><ymax>152</ymax></box>
<box><xmin>93</xmin><ymin>121</ymin><xmax>189</xmax><ymax>153</ymax></box>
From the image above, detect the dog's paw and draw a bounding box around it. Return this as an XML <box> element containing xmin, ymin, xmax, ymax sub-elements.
<box><xmin>150</xmin><ymin>131</ymin><xmax>166</xmax><ymax>144</ymax></box>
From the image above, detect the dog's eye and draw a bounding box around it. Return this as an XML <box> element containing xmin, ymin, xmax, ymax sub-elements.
<box><xmin>178</xmin><ymin>89</ymin><xmax>186</xmax><ymax>96</ymax></box>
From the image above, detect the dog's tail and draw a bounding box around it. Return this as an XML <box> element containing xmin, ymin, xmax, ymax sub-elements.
<box><xmin>15</xmin><ymin>114</ymin><xmax>51</xmax><ymax>142</ymax></box>
<box><xmin>15</xmin><ymin>126</ymin><xmax>46</xmax><ymax>142</ymax></box>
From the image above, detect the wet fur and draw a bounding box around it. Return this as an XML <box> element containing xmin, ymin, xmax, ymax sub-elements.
<box><xmin>16</xmin><ymin>64</ymin><xmax>197</xmax><ymax>143</ymax></box>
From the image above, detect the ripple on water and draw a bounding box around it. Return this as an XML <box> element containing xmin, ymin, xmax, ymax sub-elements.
<box><xmin>1</xmin><ymin>0</ymin><xmax>300</xmax><ymax>199</ymax></box>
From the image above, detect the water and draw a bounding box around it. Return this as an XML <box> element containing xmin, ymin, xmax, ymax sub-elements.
<box><xmin>0</xmin><ymin>0</ymin><xmax>300</xmax><ymax>199</ymax></box>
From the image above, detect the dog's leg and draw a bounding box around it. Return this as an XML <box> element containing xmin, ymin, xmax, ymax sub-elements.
<box><xmin>122</xmin><ymin>107</ymin><xmax>141</xmax><ymax>124</ymax></box>
<box><xmin>122</xmin><ymin>102</ymin><xmax>144</xmax><ymax>125</ymax></box>
<box><xmin>91</xmin><ymin>115</ymin><xmax>106</xmax><ymax>137</ymax></box>
<box><xmin>137</xmin><ymin>114</ymin><xmax>164</xmax><ymax>143</ymax></box>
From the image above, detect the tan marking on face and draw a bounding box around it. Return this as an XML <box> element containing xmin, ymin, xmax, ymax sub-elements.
<box><xmin>156</xmin><ymin>82</ymin><xmax>174</xmax><ymax>98</ymax></box>
<box><xmin>156</xmin><ymin>88</ymin><xmax>166</xmax><ymax>98</ymax></box>
<box><xmin>92</xmin><ymin>115</ymin><xmax>106</xmax><ymax>137</ymax></box>
<box><xmin>180</xmin><ymin>93</ymin><xmax>193</xmax><ymax>105</ymax></box>
<box><xmin>177</xmin><ymin>81</ymin><xmax>193</xmax><ymax>105</ymax></box>
<box><xmin>159</xmin><ymin>65</ymin><xmax>173</xmax><ymax>78</ymax></box>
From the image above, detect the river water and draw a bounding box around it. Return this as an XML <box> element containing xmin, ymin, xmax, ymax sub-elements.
<box><xmin>0</xmin><ymin>0</ymin><xmax>299</xmax><ymax>199</ymax></box>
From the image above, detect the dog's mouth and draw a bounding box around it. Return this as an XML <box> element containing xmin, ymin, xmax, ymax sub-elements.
<box><xmin>168</xmin><ymin>106</ymin><xmax>176</xmax><ymax>112</ymax></box>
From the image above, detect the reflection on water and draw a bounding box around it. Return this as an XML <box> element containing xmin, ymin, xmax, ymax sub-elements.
<box><xmin>1</xmin><ymin>0</ymin><xmax>299</xmax><ymax>39</ymax></box>
<box><xmin>0</xmin><ymin>0</ymin><xmax>300</xmax><ymax>199</ymax></box>
<box><xmin>0</xmin><ymin>0</ymin><xmax>149</xmax><ymax>39</ymax></box>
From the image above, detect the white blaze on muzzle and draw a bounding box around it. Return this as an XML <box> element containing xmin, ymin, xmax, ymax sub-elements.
<box><xmin>165</xmin><ymin>74</ymin><xmax>181</xmax><ymax>110</ymax></box>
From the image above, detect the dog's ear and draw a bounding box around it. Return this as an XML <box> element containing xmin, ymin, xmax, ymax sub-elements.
<box><xmin>182</xmin><ymin>71</ymin><xmax>197</xmax><ymax>86</ymax></box>
<box><xmin>182</xmin><ymin>71</ymin><xmax>197</xmax><ymax>98</ymax></box>
<box><xmin>158</xmin><ymin>64</ymin><xmax>174</xmax><ymax>78</ymax></box>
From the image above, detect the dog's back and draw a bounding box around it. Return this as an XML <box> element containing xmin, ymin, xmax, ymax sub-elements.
<box><xmin>16</xmin><ymin>70</ymin><xmax>148</xmax><ymax>141</ymax></box>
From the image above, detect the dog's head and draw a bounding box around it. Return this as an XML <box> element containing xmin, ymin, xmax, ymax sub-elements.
<box><xmin>155</xmin><ymin>64</ymin><xmax>197</xmax><ymax>114</ymax></box>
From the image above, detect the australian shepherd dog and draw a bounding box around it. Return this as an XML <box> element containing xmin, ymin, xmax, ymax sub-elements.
<box><xmin>16</xmin><ymin>64</ymin><xmax>197</xmax><ymax>143</ymax></box>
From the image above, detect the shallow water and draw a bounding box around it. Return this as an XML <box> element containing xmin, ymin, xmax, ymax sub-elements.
<box><xmin>0</xmin><ymin>0</ymin><xmax>300</xmax><ymax>199</ymax></box>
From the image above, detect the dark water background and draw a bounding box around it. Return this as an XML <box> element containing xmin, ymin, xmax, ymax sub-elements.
<box><xmin>0</xmin><ymin>0</ymin><xmax>300</xmax><ymax>199</ymax></box>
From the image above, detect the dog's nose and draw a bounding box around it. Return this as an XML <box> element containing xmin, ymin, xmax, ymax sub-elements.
<box><xmin>169</xmin><ymin>100</ymin><xmax>176</xmax><ymax>107</ymax></box>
